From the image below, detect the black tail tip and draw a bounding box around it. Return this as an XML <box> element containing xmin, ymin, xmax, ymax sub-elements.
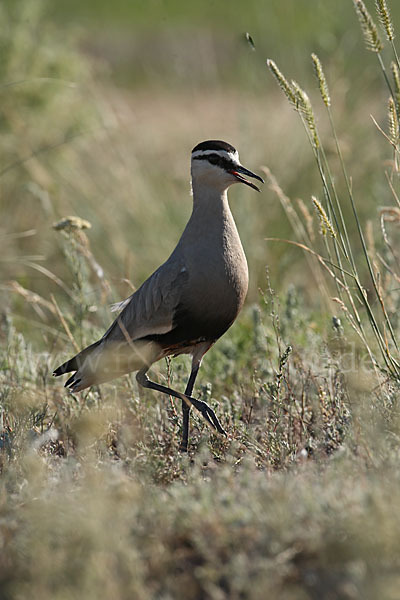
<box><xmin>53</xmin><ymin>367</ymin><xmax>63</xmax><ymax>377</ymax></box>
<box><xmin>64</xmin><ymin>373</ymin><xmax>79</xmax><ymax>388</ymax></box>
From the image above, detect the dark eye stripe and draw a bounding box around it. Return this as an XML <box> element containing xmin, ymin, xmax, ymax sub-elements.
<box><xmin>193</xmin><ymin>154</ymin><xmax>235</xmax><ymax>170</ymax></box>
<box><xmin>192</xmin><ymin>153</ymin><xmax>220</xmax><ymax>163</ymax></box>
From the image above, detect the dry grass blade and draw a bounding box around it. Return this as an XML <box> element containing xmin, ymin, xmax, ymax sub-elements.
<box><xmin>0</xmin><ymin>130</ymin><xmax>88</xmax><ymax>178</ymax></box>
<box><xmin>265</xmin><ymin>237</ymin><xmax>347</xmax><ymax>288</ymax></box>
<box><xmin>385</xmin><ymin>169</ymin><xmax>400</xmax><ymax>208</ymax></box>
<box><xmin>380</xmin><ymin>206</ymin><xmax>400</xmax><ymax>267</ymax></box>
<box><xmin>296</xmin><ymin>198</ymin><xmax>315</xmax><ymax>242</ymax></box>
<box><xmin>51</xmin><ymin>293</ymin><xmax>80</xmax><ymax>353</ymax></box>
<box><xmin>262</xmin><ymin>167</ymin><xmax>332</xmax><ymax>307</ymax></box>
<box><xmin>22</xmin><ymin>260</ymin><xmax>75</xmax><ymax>299</ymax></box>
<box><xmin>9</xmin><ymin>281</ymin><xmax>57</xmax><ymax>316</ymax></box>
<box><xmin>377</xmin><ymin>253</ymin><xmax>400</xmax><ymax>283</ymax></box>
<box><xmin>1</xmin><ymin>229</ymin><xmax>37</xmax><ymax>240</ymax></box>
<box><xmin>371</xmin><ymin>113</ymin><xmax>395</xmax><ymax>146</ymax></box>
<box><xmin>262</xmin><ymin>167</ymin><xmax>308</xmax><ymax>240</ymax></box>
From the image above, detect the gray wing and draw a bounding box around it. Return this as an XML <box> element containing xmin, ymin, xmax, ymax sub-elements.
<box><xmin>103</xmin><ymin>258</ymin><xmax>189</xmax><ymax>343</ymax></box>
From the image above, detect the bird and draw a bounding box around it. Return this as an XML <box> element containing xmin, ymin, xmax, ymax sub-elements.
<box><xmin>53</xmin><ymin>140</ymin><xmax>264</xmax><ymax>451</ymax></box>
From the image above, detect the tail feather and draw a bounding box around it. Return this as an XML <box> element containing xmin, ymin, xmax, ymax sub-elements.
<box><xmin>65</xmin><ymin>373</ymin><xmax>78</xmax><ymax>387</ymax></box>
<box><xmin>53</xmin><ymin>357</ymin><xmax>78</xmax><ymax>377</ymax></box>
<box><xmin>53</xmin><ymin>337</ymin><xmax>157</xmax><ymax>393</ymax></box>
<box><xmin>53</xmin><ymin>340</ymin><xmax>102</xmax><ymax>377</ymax></box>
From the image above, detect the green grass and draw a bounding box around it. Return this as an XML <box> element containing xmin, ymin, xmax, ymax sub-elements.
<box><xmin>2</xmin><ymin>0</ymin><xmax>400</xmax><ymax>598</ymax></box>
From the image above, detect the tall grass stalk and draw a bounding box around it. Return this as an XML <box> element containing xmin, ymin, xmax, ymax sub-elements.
<box><xmin>267</xmin><ymin>60</ymin><xmax>350</xmax><ymax>302</ymax></box>
<box><xmin>267</xmin><ymin>16</ymin><xmax>400</xmax><ymax>379</ymax></box>
<box><xmin>261</xmin><ymin>166</ymin><xmax>332</xmax><ymax>307</ymax></box>
<box><xmin>323</xmin><ymin>83</ymin><xmax>400</xmax><ymax>368</ymax></box>
<box><xmin>268</xmin><ymin>61</ymin><xmax>363</xmax><ymax>330</ymax></box>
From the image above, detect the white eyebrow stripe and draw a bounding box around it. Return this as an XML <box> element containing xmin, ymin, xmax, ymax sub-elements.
<box><xmin>191</xmin><ymin>149</ymin><xmax>240</xmax><ymax>161</ymax></box>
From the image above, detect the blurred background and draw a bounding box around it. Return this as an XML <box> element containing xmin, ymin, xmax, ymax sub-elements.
<box><xmin>2</xmin><ymin>0</ymin><xmax>399</xmax><ymax>341</ymax></box>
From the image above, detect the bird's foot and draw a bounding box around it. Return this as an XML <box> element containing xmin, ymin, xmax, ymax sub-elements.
<box><xmin>188</xmin><ymin>396</ymin><xmax>226</xmax><ymax>436</ymax></box>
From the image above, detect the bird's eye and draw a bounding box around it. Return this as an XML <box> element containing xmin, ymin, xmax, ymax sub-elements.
<box><xmin>208</xmin><ymin>155</ymin><xmax>219</xmax><ymax>165</ymax></box>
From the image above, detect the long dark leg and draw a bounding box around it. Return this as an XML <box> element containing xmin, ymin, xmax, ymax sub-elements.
<box><xmin>180</xmin><ymin>362</ymin><xmax>200</xmax><ymax>452</ymax></box>
<box><xmin>136</xmin><ymin>368</ymin><xmax>226</xmax><ymax>442</ymax></box>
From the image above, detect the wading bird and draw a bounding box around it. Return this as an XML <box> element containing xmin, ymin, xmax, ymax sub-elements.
<box><xmin>54</xmin><ymin>140</ymin><xmax>263</xmax><ymax>451</ymax></box>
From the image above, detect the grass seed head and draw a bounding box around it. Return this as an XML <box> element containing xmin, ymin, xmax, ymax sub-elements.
<box><xmin>312</xmin><ymin>196</ymin><xmax>336</xmax><ymax>238</ymax></box>
<box><xmin>296</xmin><ymin>198</ymin><xmax>315</xmax><ymax>242</ymax></box>
<box><xmin>353</xmin><ymin>0</ymin><xmax>384</xmax><ymax>52</ymax></box>
<box><xmin>391</xmin><ymin>61</ymin><xmax>400</xmax><ymax>111</ymax></box>
<box><xmin>291</xmin><ymin>80</ymin><xmax>320</xmax><ymax>148</ymax></box>
<box><xmin>311</xmin><ymin>53</ymin><xmax>331</xmax><ymax>107</ymax></box>
<box><xmin>388</xmin><ymin>96</ymin><xmax>399</xmax><ymax>146</ymax></box>
<box><xmin>267</xmin><ymin>59</ymin><xmax>319</xmax><ymax>148</ymax></box>
<box><xmin>375</xmin><ymin>0</ymin><xmax>394</xmax><ymax>41</ymax></box>
<box><xmin>266</xmin><ymin>59</ymin><xmax>296</xmax><ymax>105</ymax></box>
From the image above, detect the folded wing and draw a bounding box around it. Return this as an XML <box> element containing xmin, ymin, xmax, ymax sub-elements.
<box><xmin>103</xmin><ymin>258</ymin><xmax>189</xmax><ymax>343</ymax></box>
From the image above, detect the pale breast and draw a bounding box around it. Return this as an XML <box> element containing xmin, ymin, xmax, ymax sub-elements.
<box><xmin>180</xmin><ymin>211</ymin><xmax>248</xmax><ymax>337</ymax></box>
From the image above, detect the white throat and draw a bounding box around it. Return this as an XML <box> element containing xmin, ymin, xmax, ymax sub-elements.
<box><xmin>190</xmin><ymin>175</ymin><xmax>229</xmax><ymax>211</ymax></box>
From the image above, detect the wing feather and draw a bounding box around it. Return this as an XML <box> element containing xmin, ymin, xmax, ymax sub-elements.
<box><xmin>110</xmin><ymin>298</ymin><xmax>131</xmax><ymax>313</ymax></box>
<box><xmin>104</xmin><ymin>259</ymin><xmax>188</xmax><ymax>343</ymax></box>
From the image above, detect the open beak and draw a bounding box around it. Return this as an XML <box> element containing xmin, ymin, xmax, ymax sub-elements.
<box><xmin>230</xmin><ymin>164</ymin><xmax>264</xmax><ymax>192</ymax></box>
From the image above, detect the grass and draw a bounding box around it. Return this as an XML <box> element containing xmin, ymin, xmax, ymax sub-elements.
<box><xmin>2</xmin><ymin>0</ymin><xmax>400</xmax><ymax>598</ymax></box>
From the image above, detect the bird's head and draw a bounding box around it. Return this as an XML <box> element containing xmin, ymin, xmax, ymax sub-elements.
<box><xmin>191</xmin><ymin>140</ymin><xmax>264</xmax><ymax>193</ymax></box>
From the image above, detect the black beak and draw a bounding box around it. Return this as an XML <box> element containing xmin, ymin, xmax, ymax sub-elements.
<box><xmin>229</xmin><ymin>164</ymin><xmax>264</xmax><ymax>192</ymax></box>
